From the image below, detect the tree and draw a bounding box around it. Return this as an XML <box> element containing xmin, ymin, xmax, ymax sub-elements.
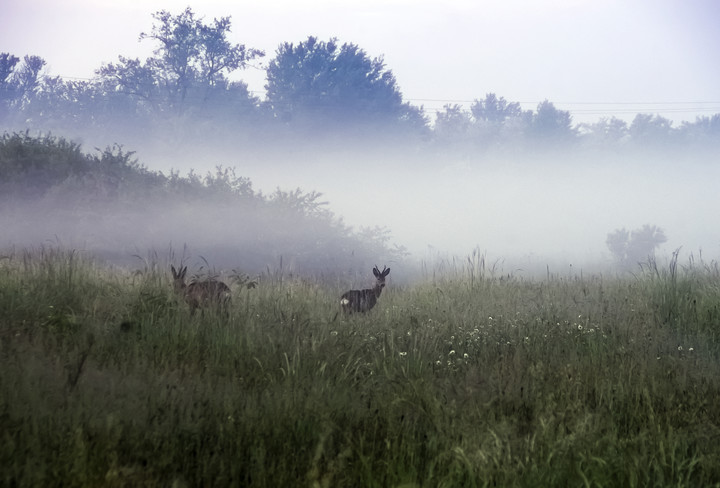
<box><xmin>528</xmin><ymin>100</ymin><xmax>576</xmax><ymax>145</ymax></box>
<box><xmin>97</xmin><ymin>7</ymin><xmax>263</xmax><ymax>116</ymax></box>
<box><xmin>629</xmin><ymin>114</ymin><xmax>674</xmax><ymax>145</ymax></box>
<box><xmin>469</xmin><ymin>93</ymin><xmax>530</xmax><ymax>147</ymax></box>
<box><xmin>606</xmin><ymin>224</ymin><xmax>667</xmax><ymax>269</ymax></box>
<box><xmin>470</xmin><ymin>93</ymin><xmax>522</xmax><ymax>124</ymax></box>
<box><xmin>0</xmin><ymin>53</ymin><xmax>20</xmax><ymax>120</ymax></box>
<box><xmin>579</xmin><ymin>116</ymin><xmax>629</xmax><ymax>147</ymax></box>
<box><xmin>433</xmin><ymin>104</ymin><xmax>473</xmax><ymax>145</ymax></box>
<box><xmin>678</xmin><ymin>114</ymin><xmax>720</xmax><ymax>146</ymax></box>
<box><xmin>0</xmin><ymin>54</ymin><xmax>47</xmax><ymax>122</ymax></box>
<box><xmin>264</xmin><ymin>36</ymin><xmax>426</xmax><ymax>135</ymax></box>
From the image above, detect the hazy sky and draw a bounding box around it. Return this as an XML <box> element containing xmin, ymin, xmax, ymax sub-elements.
<box><xmin>3</xmin><ymin>0</ymin><xmax>720</xmax><ymax>124</ymax></box>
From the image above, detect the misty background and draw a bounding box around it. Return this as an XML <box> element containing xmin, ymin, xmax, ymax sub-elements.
<box><xmin>2</xmin><ymin>7</ymin><xmax>719</xmax><ymax>278</ymax></box>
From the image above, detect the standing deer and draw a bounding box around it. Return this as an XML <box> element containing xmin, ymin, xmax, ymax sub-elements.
<box><xmin>340</xmin><ymin>265</ymin><xmax>390</xmax><ymax>314</ymax></box>
<box><xmin>171</xmin><ymin>265</ymin><xmax>231</xmax><ymax>315</ymax></box>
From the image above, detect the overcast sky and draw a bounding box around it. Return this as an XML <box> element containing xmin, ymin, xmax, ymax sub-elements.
<box><xmin>3</xmin><ymin>0</ymin><xmax>719</xmax><ymax>124</ymax></box>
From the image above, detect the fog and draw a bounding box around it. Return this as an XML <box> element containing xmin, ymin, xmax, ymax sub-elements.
<box><xmin>122</xmin><ymin>139</ymin><xmax>720</xmax><ymax>275</ymax></box>
<box><xmin>2</xmin><ymin>131</ymin><xmax>719</xmax><ymax>281</ymax></box>
<box><xmin>2</xmin><ymin>0</ymin><xmax>718</xmax><ymax>281</ymax></box>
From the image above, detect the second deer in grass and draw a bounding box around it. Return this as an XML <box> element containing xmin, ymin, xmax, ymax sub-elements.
<box><xmin>340</xmin><ymin>265</ymin><xmax>390</xmax><ymax>314</ymax></box>
<box><xmin>171</xmin><ymin>265</ymin><xmax>231</xmax><ymax>315</ymax></box>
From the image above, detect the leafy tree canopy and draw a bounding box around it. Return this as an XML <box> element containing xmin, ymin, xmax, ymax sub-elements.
<box><xmin>471</xmin><ymin>93</ymin><xmax>523</xmax><ymax>124</ymax></box>
<box><xmin>265</xmin><ymin>36</ymin><xmax>426</xmax><ymax>134</ymax></box>
<box><xmin>97</xmin><ymin>7</ymin><xmax>263</xmax><ymax>115</ymax></box>
<box><xmin>529</xmin><ymin>100</ymin><xmax>576</xmax><ymax>144</ymax></box>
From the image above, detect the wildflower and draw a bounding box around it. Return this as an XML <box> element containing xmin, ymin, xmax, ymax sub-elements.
<box><xmin>330</xmin><ymin>331</ymin><xmax>338</xmax><ymax>336</ymax></box>
<box><xmin>463</xmin><ymin>353</ymin><xmax>469</xmax><ymax>359</ymax></box>
<box><xmin>399</xmin><ymin>352</ymin><xmax>407</xmax><ymax>357</ymax></box>
<box><xmin>577</xmin><ymin>324</ymin><xmax>583</xmax><ymax>331</ymax></box>
<box><xmin>689</xmin><ymin>347</ymin><xmax>694</xmax><ymax>352</ymax></box>
<box><xmin>435</xmin><ymin>360</ymin><xmax>442</xmax><ymax>366</ymax></box>
<box><xmin>449</xmin><ymin>350</ymin><xmax>456</xmax><ymax>356</ymax></box>
<box><xmin>678</xmin><ymin>346</ymin><xmax>683</xmax><ymax>351</ymax></box>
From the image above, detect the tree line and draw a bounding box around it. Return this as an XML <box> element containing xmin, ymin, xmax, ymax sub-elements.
<box><xmin>2</xmin><ymin>7</ymin><xmax>718</xmax><ymax>154</ymax></box>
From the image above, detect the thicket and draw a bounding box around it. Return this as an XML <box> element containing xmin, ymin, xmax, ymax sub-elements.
<box><xmin>1</xmin><ymin>248</ymin><xmax>720</xmax><ymax>486</ymax></box>
<box><xmin>0</xmin><ymin>132</ymin><xmax>405</xmax><ymax>273</ymax></box>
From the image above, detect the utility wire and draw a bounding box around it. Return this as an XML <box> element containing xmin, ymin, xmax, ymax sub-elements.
<box><xmin>29</xmin><ymin>73</ymin><xmax>720</xmax><ymax>120</ymax></box>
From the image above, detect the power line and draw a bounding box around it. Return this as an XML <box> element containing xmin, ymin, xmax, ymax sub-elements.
<box><xmin>49</xmin><ymin>74</ymin><xmax>720</xmax><ymax>105</ymax></box>
<box><xmin>36</xmin><ymin>73</ymin><xmax>720</xmax><ymax>120</ymax></box>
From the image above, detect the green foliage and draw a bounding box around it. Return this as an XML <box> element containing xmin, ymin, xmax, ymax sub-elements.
<box><xmin>0</xmin><ymin>132</ymin><xmax>404</xmax><ymax>274</ymax></box>
<box><xmin>2</xmin><ymin>248</ymin><xmax>720</xmax><ymax>486</ymax></box>
<box><xmin>0</xmin><ymin>131</ymin><xmax>86</xmax><ymax>197</ymax></box>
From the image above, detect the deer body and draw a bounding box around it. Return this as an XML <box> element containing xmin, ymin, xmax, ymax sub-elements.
<box><xmin>341</xmin><ymin>266</ymin><xmax>390</xmax><ymax>314</ymax></box>
<box><xmin>171</xmin><ymin>265</ymin><xmax>231</xmax><ymax>315</ymax></box>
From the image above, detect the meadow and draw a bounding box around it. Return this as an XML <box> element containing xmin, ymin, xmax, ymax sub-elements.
<box><xmin>1</xmin><ymin>247</ymin><xmax>720</xmax><ymax>487</ymax></box>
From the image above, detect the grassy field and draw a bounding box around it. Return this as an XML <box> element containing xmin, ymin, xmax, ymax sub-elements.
<box><xmin>2</xmin><ymin>247</ymin><xmax>720</xmax><ymax>487</ymax></box>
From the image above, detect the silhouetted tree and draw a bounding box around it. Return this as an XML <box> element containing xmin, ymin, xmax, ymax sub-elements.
<box><xmin>629</xmin><ymin>114</ymin><xmax>674</xmax><ymax>145</ymax></box>
<box><xmin>97</xmin><ymin>7</ymin><xmax>263</xmax><ymax>117</ymax></box>
<box><xmin>606</xmin><ymin>224</ymin><xmax>667</xmax><ymax>269</ymax></box>
<box><xmin>470</xmin><ymin>93</ymin><xmax>530</xmax><ymax>147</ymax></box>
<box><xmin>0</xmin><ymin>53</ymin><xmax>21</xmax><ymax>121</ymax></box>
<box><xmin>528</xmin><ymin>100</ymin><xmax>576</xmax><ymax>145</ymax></box>
<box><xmin>433</xmin><ymin>104</ymin><xmax>473</xmax><ymax>146</ymax></box>
<box><xmin>579</xmin><ymin>116</ymin><xmax>629</xmax><ymax>147</ymax></box>
<box><xmin>264</xmin><ymin>36</ymin><xmax>426</xmax><ymax>136</ymax></box>
<box><xmin>0</xmin><ymin>54</ymin><xmax>48</xmax><ymax>123</ymax></box>
<box><xmin>678</xmin><ymin>114</ymin><xmax>720</xmax><ymax>146</ymax></box>
<box><xmin>470</xmin><ymin>93</ymin><xmax>522</xmax><ymax>124</ymax></box>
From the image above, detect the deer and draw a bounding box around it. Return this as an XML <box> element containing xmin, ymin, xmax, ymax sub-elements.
<box><xmin>171</xmin><ymin>265</ymin><xmax>231</xmax><ymax>315</ymax></box>
<box><xmin>340</xmin><ymin>265</ymin><xmax>391</xmax><ymax>314</ymax></box>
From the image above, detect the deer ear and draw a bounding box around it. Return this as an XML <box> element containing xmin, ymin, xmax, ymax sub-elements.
<box><xmin>373</xmin><ymin>267</ymin><xmax>380</xmax><ymax>278</ymax></box>
<box><xmin>382</xmin><ymin>267</ymin><xmax>391</xmax><ymax>277</ymax></box>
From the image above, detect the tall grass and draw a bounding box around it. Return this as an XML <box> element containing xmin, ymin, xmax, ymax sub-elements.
<box><xmin>1</xmin><ymin>247</ymin><xmax>720</xmax><ymax>486</ymax></box>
